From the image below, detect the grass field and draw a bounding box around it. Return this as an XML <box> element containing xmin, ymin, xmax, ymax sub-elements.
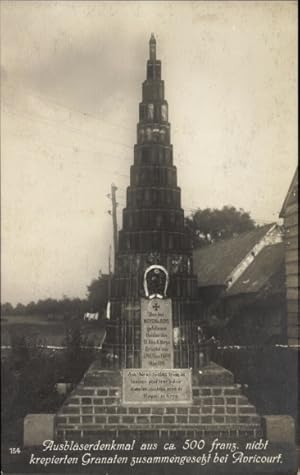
<box><xmin>1</xmin><ymin>314</ymin><xmax>105</xmax><ymax>347</ymax></box>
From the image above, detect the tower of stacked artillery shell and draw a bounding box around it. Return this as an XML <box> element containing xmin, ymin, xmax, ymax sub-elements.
<box><xmin>102</xmin><ymin>35</ymin><xmax>201</xmax><ymax>369</ymax></box>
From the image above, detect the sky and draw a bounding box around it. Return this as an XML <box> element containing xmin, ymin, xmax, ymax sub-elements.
<box><xmin>1</xmin><ymin>1</ymin><xmax>297</xmax><ymax>305</ymax></box>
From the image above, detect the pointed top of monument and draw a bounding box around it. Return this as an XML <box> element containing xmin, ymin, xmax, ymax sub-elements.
<box><xmin>149</xmin><ymin>33</ymin><xmax>156</xmax><ymax>61</ymax></box>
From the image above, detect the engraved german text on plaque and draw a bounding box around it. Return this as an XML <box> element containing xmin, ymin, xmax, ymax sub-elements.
<box><xmin>141</xmin><ymin>297</ymin><xmax>173</xmax><ymax>369</ymax></box>
<box><xmin>122</xmin><ymin>368</ymin><xmax>193</xmax><ymax>404</ymax></box>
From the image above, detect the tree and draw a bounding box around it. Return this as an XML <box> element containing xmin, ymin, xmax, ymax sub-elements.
<box><xmin>1</xmin><ymin>302</ymin><xmax>14</xmax><ymax>315</ymax></box>
<box><xmin>14</xmin><ymin>302</ymin><xmax>26</xmax><ymax>315</ymax></box>
<box><xmin>86</xmin><ymin>270</ymin><xmax>109</xmax><ymax>315</ymax></box>
<box><xmin>63</xmin><ymin>320</ymin><xmax>95</xmax><ymax>383</ymax></box>
<box><xmin>25</xmin><ymin>301</ymin><xmax>37</xmax><ymax>315</ymax></box>
<box><xmin>185</xmin><ymin>205</ymin><xmax>257</xmax><ymax>249</ymax></box>
<box><xmin>2</xmin><ymin>336</ymin><xmax>64</xmax><ymax>444</ymax></box>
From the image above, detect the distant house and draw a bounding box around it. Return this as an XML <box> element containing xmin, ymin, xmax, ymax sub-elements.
<box><xmin>193</xmin><ymin>224</ymin><xmax>285</xmax><ymax>344</ymax></box>
<box><xmin>279</xmin><ymin>167</ymin><xmax>298</xmax><ymax>346</ymax></box>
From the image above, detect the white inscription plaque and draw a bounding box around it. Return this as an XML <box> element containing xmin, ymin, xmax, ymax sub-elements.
<box><xmin>141</xmin><ymin>298</ymin><xmax>173</xmax><ymax>369</ymax></box>
<box><xmin>122</xmin><ymin>368</ymin><xmax>192</xmax><ymax>404</ymax></box>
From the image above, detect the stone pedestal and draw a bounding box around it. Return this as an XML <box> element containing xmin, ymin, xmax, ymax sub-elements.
<box><xmin>24</xmin><ymin>414</ymin><xmax>55</xmax><ymax>447</ymax></box>
<box><xmin>55</xmin><ymin>361</ymin><xmax>262</xmax><ymax>442</ymax></box>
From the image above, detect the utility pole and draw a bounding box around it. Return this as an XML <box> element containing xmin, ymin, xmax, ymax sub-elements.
<box><xmin>107</xmin><ymin>183</ymin><xmax>118</xmax><ymax>272</ymax></box>
<box><xmin>108</xmin><ymin>244</ymin><xmax>112</xmax><ymax>299</ymax></box>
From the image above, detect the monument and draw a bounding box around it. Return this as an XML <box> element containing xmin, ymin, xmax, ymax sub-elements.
<box><xmin>56</xmin><ymin>35</ymin><xmax>262</xmax><ymax>442</ymax></box>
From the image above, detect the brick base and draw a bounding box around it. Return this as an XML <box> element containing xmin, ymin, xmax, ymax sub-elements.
<box><xmin>55</xmin><ymin>362</ymin><xmax>262</xmax><ymax>441</ymax></box>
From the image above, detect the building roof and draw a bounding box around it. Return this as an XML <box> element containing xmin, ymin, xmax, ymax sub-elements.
<box><xmin>279</xmin><ymin>167</ymin><xmax>298</xmax><ymax>217</ymax></box>
<box><xmin>226</xmin><ymin>242</ymin><xmax>285</xmax><ymax>296</ymax></box>
<box><xmin>193</xmin><ymin>224</ymin><xmax>275</xmax><ymax>287</ymax></box>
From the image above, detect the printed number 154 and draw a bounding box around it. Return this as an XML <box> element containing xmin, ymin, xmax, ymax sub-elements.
<box><xmin>9</xmin><ymin>448</ymin><xmax>21</xmax><ymax>454</ymax></box>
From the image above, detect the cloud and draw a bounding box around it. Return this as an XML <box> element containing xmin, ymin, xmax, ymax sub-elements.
<box><xmin>25</xmin><ymin>34</ymin><xmax>144</xmax><ymax>112</ymax></box>
<box><xmin>1</xmin><ymin>2</ymin><xmax>152</xmax><ymax>114</ymax></box>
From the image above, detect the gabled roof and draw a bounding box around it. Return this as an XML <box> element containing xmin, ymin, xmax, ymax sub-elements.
<box><xmin>279</xmin><ymin>167</ymin><xmax>298</xmax><ymax>217</ymax></box>
<box><xmin>193</xmin><ymin>224</ymin><xmax>275</xmax><ymax>287</ymax></box>
<box><xmin>226</xmin><ymin>242</ymin><xmax>285</xmax><ymax>296</ymax></box>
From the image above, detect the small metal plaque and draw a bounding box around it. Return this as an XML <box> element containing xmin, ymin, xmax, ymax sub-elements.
<box><xmin>122</xmin><ymin>368</ymin><xmax>192</xmax><ymax>405</ymax></box>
